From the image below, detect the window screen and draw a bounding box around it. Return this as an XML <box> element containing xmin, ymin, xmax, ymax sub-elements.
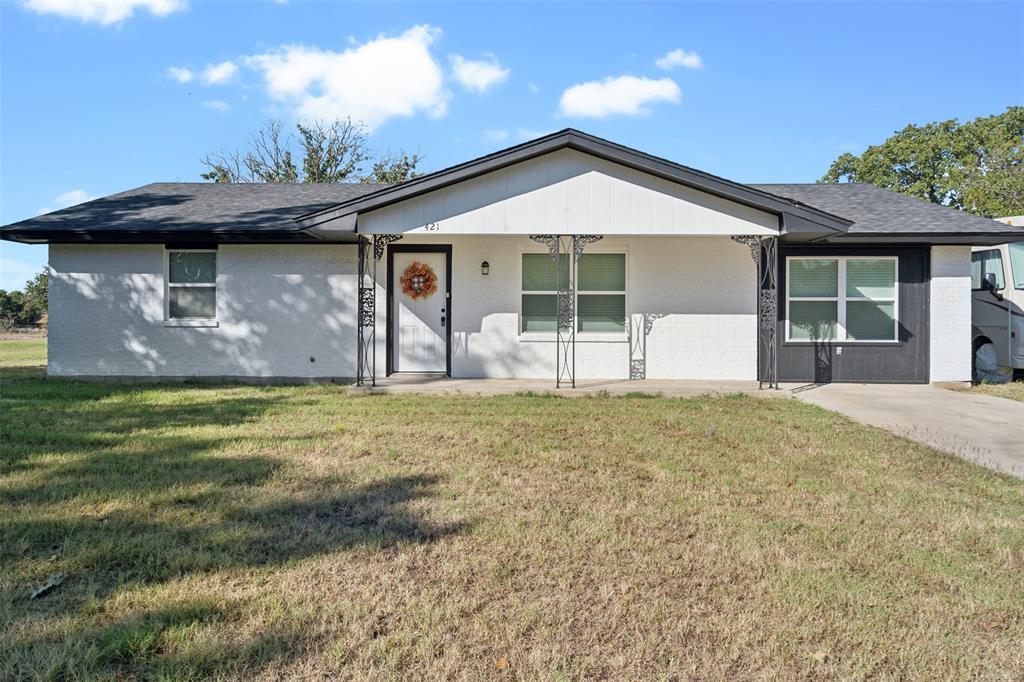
<box><xmin>167</xmin><ymin>251</ymin><xmax>216</xmax><ymax>319</ymax></box>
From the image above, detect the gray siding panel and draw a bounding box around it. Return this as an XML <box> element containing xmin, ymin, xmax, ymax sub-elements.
<box><xmin>772</xmin><ymin>246</ymin><xmax>930</xmax><ymax>384</ymax></box>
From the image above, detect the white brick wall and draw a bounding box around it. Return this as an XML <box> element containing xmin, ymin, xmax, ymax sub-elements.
<box><xmin>48</xmin><ymin>244</ymin><xmax>358</xmax><ymax>378</ymax></box>
<box><xmin>929</xmin><ymin>245</ymin><xmax>972</xmax><ymax>382</ymax></box>
<box><xmin>374</xmin><ymin>235</ymin><xmax>757</xmax><ymax>380</ymax></box>
<box><xmin>49</xmin><ymin>237</ymin><xmax>758</xmax><ymax>381</ymax></box>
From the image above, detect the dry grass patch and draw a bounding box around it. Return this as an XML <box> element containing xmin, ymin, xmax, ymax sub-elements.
<box><xmin>965</xmin><ymin>380</ymin><xmax>1024</xmax><ymax>403</ymax></box>
<box><xmin>2</xmin><ymin>340</ymin><xmax>1023</xmax><ymax>679</ymax></box>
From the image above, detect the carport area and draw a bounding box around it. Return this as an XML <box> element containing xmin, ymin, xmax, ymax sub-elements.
<box><xmin>788</xmin><ymin>382</ymin><xmax>1024</xmax><ymax>478</ymax></box>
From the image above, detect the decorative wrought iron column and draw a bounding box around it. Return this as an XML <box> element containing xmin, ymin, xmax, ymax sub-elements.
<box><xmin>731</xmin><ymin>235</ymin><xmax>778</xmax><ymax>389</ymax></box>
<box><xmin>356</xmin><ymin>234</ymin><xmax>402</xmax><ymax>387</ymax></box>
<box><xmin>529</xmin><ymin>234</ymin><xmax>602</xmax><ymax>388</ymax></box>
<box><xmin>356</xmin><ymin>236</ymin><xmax>373</xmax><ymax>386</ymax></box>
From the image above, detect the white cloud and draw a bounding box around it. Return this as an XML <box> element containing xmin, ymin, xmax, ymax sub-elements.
<box><xmin>245</xmin><ymin>25</ymin><xmax>448</xmax><ymax>130</ymax></box>
<box><xmin>202</xmin><ymin>99</ymin><xmax>230</xmax><ymax>113</ymax></box>
<box><xmin>449</xmin><ymin>53</ymin><xmax>509</xmax><ymax>93</ymax></box>
<box><xmin>37</xmin><ymin>188</ymin><xmax>97</xmax><ymax>214</ymax></box>
<box><xmin>483</xmin><ymin>128</ymin><xmax>509</xmax><ymax>142</ymax></box>
<box><xmin>202</xmin><ymin>60</ymin><xmax>238</xmax><ymax>85</ymax></box>
<box><xmin>166</xmin><ymin>66</ymin><xmax>193</xmax><ymax>83</ymax></box>
<box><xmin>21</xmin><ymin>0</ymin><xmax>187</xmax><ymax>25</ymax></box>
<box><xmin>558</xmin><ymin>75</ymin><xmax>681</xmax><ymax>118</ymax></box>
<box><xmin>527</xmin><ymin>82</ymin><xmax>539</xmax><ymax>93</ymax></box>
<box><xmin>655</xmin><ymin>49</ymin><xmax>703</xmax><ymax>70</ymax></box>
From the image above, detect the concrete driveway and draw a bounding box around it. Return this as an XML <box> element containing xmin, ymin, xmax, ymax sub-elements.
<box><xmin>788</xmin><ymin>383</ymin><xmax>1024</xmax><ymax>478</ymax></box>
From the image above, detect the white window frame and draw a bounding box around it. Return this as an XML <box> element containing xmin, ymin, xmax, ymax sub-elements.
<box><xmin>518</xmin><ymin>247</ymin><xmax>629</xmax><ymax>340</ymax></box>
<box><xmin>785</xmin><ymin>255</ymin><xmax>899</xmax><ymax>344</ymax></box>
<box><xmin>164</xmin><ymin>248</ymin><xmax>218</xmax><ymax>327</ymax></box>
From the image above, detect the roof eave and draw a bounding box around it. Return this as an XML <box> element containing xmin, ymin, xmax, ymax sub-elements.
<box><xmin>0</xmin><ymin>227</ymin><xmax>348</xmax><ymax>245</ymax></box>
<box><xmin>816</xmin><ymin>230</ymin><xmax>1024</xmax><ymax>246</ymax></box>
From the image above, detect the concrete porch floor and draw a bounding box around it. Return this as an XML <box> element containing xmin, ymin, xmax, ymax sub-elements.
<box><xmin>355</xmin><ymin>375</ymin><xmax>768</xmax><ymax>397</ymax></box>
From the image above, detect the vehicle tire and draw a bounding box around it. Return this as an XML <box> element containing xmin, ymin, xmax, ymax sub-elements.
<box><xmin>973</xmin><ymin>341</ymin><xmax>1012</xmax><ymax>384</ymax></box>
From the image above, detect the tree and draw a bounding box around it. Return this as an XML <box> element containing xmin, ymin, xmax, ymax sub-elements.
<box><xmin>820</xmin><ymin>107</ymin><xmax>1023</xmax><ymax>216</ymax></box>
<box><xmin>22</xmin><ymin>270</ymin><xmax>48</xmax><ymax>322</ymax></box>
<box><xmin>297</xmin><ymin>119</ymin><xmax>370</xmax><ymax>183</ymax></box>
<box><xmin>0</xmin><ymin>290</ymin><xmax>25</xmax><ymax>330</ymax></box>
<box><xmin>200</xmin><ymin>118</ymin><xmax>422</xmax><ymax>184</ymax></box>
<box><xmin>362</xmin><ymin>151</ymin><xmax>423</xmax><ymax>184</ymax></box>
<box><xmin>0</xmin><ymin>269</ymin><xmax>48</xmax><ymax>329</ymax></box>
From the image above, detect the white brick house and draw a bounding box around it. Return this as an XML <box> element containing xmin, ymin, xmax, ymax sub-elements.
<box><xmin>4</xmin><ymin>130</ymin><xmax>1021</xmax><ymax>386</ymax></box>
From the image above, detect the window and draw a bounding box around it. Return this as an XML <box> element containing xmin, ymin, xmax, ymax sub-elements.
<box><xmin>1005</xmin><ymin>242</ymin><xmax>1024</xmax><ymax>290</ymax></box>
<box><xmin>521</xmin><ymin>252</ymin><xmax>626</xmax><ymax>334</ymax></box>
<box><xmin>786</xmin><ymin>256</ymin><xmax>898</xmax><ymax>342</ymax></box>
<box><xmin>166</xmin><ymin>250</ymin><xmax>216</xmax><ymax>320</ymax></box>
<box><xmin>971</xmin><ymin>249</ymin><xmax>1005</xmax><ymax>290</ymax></box>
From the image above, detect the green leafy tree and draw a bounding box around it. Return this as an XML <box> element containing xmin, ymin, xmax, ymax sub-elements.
<box><xmin>820</xmin><ymin>106</ymin><xmax>1023</xmax><ymax>216</ymax></box>
<box><xmin>22</xmin><ymin>270</ymin><xmax>48</xmax><ymax>322</ymax></box>
<box><xmin>361</xmin><ymin>151</ymin><xmax>423</xmax><ymax>184</ymax></box>
<box><xmin>0</xmin><ymin>269</ymin><xmax>49</xmax><ymax>329</ymax></box>
<box><xmin>0</xmin><ymin>290</ymin><xmax>27</xmax><ymax>329</ymax></box>
<box><xmin>201</xmin><ymin>118</ymin><xmax>422</xmax><ymax>185</ymax></box>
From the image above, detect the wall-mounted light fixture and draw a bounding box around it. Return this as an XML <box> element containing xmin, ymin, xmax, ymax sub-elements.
<box><xmin>481</xmin><ymin>261</ymin><xmax>490</xmax><ymax>276</ymax></box>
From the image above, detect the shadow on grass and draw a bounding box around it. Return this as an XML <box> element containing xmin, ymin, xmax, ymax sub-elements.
<box><xmin>2</xmin><ymin>375</ymin><xmax>469</xmax><ymax>678</ymax></box>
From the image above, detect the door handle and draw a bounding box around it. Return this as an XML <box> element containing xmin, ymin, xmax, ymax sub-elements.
<box><xmin>441</xmin><ymin>316</ymin><xmax>446</xmax><ymax>327</ymax></box>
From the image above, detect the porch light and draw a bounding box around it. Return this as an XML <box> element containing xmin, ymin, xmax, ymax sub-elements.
<box><xmin>481</xmin><ymin>261</ymin><xmax>490</xmax><ymax>276</ymax></box>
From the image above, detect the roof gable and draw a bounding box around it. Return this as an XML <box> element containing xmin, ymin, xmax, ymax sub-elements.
<box><xmin>295</xmin><ymin>129</ymin><xmax>853</xmax><ymax>235</ymax></box>
<box><xmin>353</xmin><ymin>148</ymin><xmax>780</xmax><ymax>237</ymax></box>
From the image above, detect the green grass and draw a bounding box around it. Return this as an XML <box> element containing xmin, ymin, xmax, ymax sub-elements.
<box><xmin>968</xmin><ymin>380</ymin><xmax>1024</xmax><ymax>403</ymax></box>
<box><xmin>0</xmin><ymin>337</ymin><xmax>46</xmax><ymax>373</ymax></box>
<box><xmin>2</xmin><ymin>339</ymin><xmax>1023</xmax><ymax>679</ymax></box>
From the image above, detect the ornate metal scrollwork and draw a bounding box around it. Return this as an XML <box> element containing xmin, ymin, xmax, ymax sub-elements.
<box><xmin>629</xmin><ymin>313</ymin><xmax>666</xmax><ymax>380</ymax></box>
<box><xmin>356</xmin><ymin>237</ymin><xmax>375</xmax><ymax>386</ymax></box>
<box><xmin>358</xmin><ymin>286</ymin><xmax>375</xmax><ymax>328</ymax></box>
<box><xmin>373</xmin><ymin>234</ymin><xmax>403</xmax><ymax>261</ymax></box>
<box><xmin>529</xmin><ymin>234</ymin><xmax>560</xmax><ymax>260</ymax></box>
<box><xmin>527</xmin><ymin>234</ymin><xmax>604</xmax><ymax>388</ymax></box>
<box><xmin>573</xmin><ymin>235</ymin><xmax>602</xmax><ymax>262</ymax></box>
<box><xmin>731</xmin><ymin>235</ymin><xmax>778</xmax><ymax>389</ymax></box>
<box><xmin>731</xmin><ymin>235</ymin><xmax>763</xmax><ymax>264</ymax></box>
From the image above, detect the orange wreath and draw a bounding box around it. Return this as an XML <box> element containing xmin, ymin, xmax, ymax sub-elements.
<box><xmin>399</xmin><ymin>260</ymin><xmax>438</xmax><ymax>300</ymax></box>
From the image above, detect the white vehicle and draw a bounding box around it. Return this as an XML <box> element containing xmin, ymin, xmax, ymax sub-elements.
<box><xmin>971</xmin><ymin>225</ymin><xmax>1024</xmax><ymax>382</ymax></box>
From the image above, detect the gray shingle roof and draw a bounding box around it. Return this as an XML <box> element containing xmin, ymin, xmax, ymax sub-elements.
<box><xmin>1</xmin><ymin>182</ymin><xmax>387</xmax><ymax>240</ymax></box>
<box><xmin>751</xmin><ymin>183</ymin><xmax>1024</xmax><ymax>236</ymax></box>
<box><xmin>3</xmin><ymin>175</ymin><xmax>1021</xmax><ymax>244</ymax></box>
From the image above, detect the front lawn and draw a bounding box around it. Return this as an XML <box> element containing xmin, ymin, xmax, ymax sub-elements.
<box><xmin>968</xmin><ymin>380</ymin><xmax>1024</xmax><ymax>403</ymax></box>
<box><xmin>2</xmin><ymin>340</ymin><xmax>1022</xmax><ymax>679</ymax></box>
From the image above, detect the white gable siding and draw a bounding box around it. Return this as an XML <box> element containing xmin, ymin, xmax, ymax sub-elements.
<box><xmin>359</xmin><ymin>149</ymin><xmax>778</xmax><ymax>237</ymax></box>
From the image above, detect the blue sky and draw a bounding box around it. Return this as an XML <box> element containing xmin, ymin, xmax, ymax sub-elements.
<box><xmin>1</xmin><ymin>0</ymin><xmax>1021</xmax><ymax>289</ymax></box>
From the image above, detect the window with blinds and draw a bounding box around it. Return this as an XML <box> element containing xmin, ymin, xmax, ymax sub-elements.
<box><xmin>577</xmin><ymin>254</ymin><xmax>625</xmax><ymax>333</ymax></box>
<box><xmin>787</xmin><ymin>256</ymin><xmax>897</xmax><ymax>342</ymax></box>
<box><xmin>520</xmin><ymin>252</ymin><xmax>626</xmax><ymax>334</ymax></box>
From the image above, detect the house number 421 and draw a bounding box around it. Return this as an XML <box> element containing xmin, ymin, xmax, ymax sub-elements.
<box><xmin>424</xmin><ymin>222</ymin><xmax>439</xmax><ymax>231</ymax></box>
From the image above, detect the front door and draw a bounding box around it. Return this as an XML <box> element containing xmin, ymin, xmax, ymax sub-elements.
<box><xmin>390</xmin><ymin>249</ymin><xmax>449</xmax><ymax>373</ymax></box>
